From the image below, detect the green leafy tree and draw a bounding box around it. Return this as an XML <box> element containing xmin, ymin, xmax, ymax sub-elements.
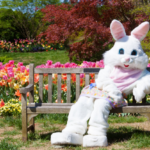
<box><xmin>0</xmin><ymin>8</ymin><xmax>23</xmax><ymax>41</ymax></box>
<box><xmin>131</xmin><ymin>4</ymin><xmax>150</xmax><ymax>52</ymax></box>
<box><xmin>0</xmin><ymin>0</ymin><xmax>60</xmax><ymax>40</ymax></box>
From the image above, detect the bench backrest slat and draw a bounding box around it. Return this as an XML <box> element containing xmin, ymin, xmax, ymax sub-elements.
<box><xmin>48</xmin><ymin>74</ymin><xmax>52</xmax><ymax>103</ymax></box>
<box><xmin>29</xmin><ymin>64</ymin><xmax>34</xmax><ymax>103</ymax></box>
<box><xmin>57</xmin><ymin>73</ymin><xmax>62</xmax><ymax>103</ymax></box>
<box><xmin>67</xmin><ymin>74</ymin><xmax>71</xmax><ymax>103</ymax></box>
<box><xmin>32</xmin><ymin>66</ymin><xmax>150</xmax><ymax>104</ymax></box>
<box><xmin>85</xmin><ymin>74</ymin><xmax>90</xmax><ymax>86</ymax></box>
<box><xmin>95</xmin><ymin>73</ymin><xmax>98</xmax><ymax>79</ymax></box>
<box><xmin>35</xmin><ymin>68</ymin><xmax>84</xmax><ymax>74</ymax></box>
<box><xmin>76</xmin><ymin>73</ymin><xmax>80</xmax><ymax>101</ymax></box>
<box><xmin>39</xmin><ymin>74</ymin><xmax>43</xmax><ymax>103</ymax></box>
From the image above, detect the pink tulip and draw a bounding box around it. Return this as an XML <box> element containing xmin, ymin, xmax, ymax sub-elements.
<box><xmin>8</xmin><ymin>72</ymin><xmax>14</xmax><ymax>77</ymax></box>
<box><xmin>80</xmin><ymin>73</ymin><xmax>84</xmax><ymax>78</ymax></box>
<box><xmin>9</xmin><ymin>60</ymin><xmax>14</xmax><ymax>65</ymax></box>
<box><xmin>26</xmin><ymin>68</ymin><xmax>29</xmax><ymax>72</ymax></box>
<box><xmin>147</xmin><ymin>64</ymin><xmax>150</xmax><ymax>67</ymax></box>
<box><xmin>17</xmin><ymin>62</ymin><xmax>23</xmax><ymax>67</ymax></box>
<box><xmin>46</xmin><ymin>60</ymin><xmax>53</xmax><ymax>66</ymax></box>
<box><xmin>3</xmin><ymin>75</ymin><xmax>8</xmax><ymax>80</ymax></box>
<box><xmin>21</xmin><ymin>66</ymin><xmax>26</xmax><ymax>72</ymax></box>
<box><xmin>64</xmin><ymin>62</ymin><xmax>70</xmax><ymax>68</ymax></box>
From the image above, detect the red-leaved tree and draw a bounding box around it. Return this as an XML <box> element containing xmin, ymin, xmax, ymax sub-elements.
<box><xmin>38</xmin><ymin>0</ymin><xmax>149</xmax><ymax>63</ymax></box>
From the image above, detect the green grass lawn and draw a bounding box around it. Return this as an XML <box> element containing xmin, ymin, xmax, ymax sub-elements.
<box><xmin>0</xmin><ymin>114</ymin><xmax>150</xmax><ymax>150</ymax></box>
<box><xmin>0</xmin><ymin>50</ymin><xmax>70</xmax><ymax>67</ymax></box>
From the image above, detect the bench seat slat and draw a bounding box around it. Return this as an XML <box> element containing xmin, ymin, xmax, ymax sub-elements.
<box><xmin>27</xmin><ymin>103</ymin><xmax>150</xmax><ymax>107</ymax></box>
<box><xmin>27</xmin><ymin>105</ymin><xmax>150</xmax><ymax>114</ymax></box>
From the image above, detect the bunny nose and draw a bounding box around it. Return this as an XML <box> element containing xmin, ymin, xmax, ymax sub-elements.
<box><xmin>125</xmin><ymin>57</ymin><xmax>130</xmax><ymax>62</ymax></box>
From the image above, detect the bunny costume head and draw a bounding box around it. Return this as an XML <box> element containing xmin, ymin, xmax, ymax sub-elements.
<box><xmin>104</xmin><ymin>20</ymin><xmax>149</xmax><ymax>70</ymax></box>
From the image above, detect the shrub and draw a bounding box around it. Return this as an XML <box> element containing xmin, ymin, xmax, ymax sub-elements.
<box><xmin>38</xmin><ymin>0</ymin><xmax>148</xmax><ymax>62</ymax></box>
<box><xmin>0</xmin><ymin>56</ymin><xmax>13</xmax><ymax>64</ymax></box>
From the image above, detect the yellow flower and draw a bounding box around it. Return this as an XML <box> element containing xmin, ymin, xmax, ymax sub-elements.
<box><xmin>13</xmin><ymin>83</ymin><xmax>20</xmax><ymax>90</ymax></box>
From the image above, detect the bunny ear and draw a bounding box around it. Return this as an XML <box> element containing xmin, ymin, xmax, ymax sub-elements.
<box><xmin>131</xmin><ymin>22</ymin><xmax>149</xmax><ymax>41</ymax></box>
<box><xmin>110</xmin><ymin>19</ymin><xmax>126</xmax><ymax>40</ymax></box>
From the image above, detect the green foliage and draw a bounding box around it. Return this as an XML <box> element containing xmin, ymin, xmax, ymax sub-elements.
<box><xmin>0</xmin><ymin>0</ymin><xmax>60</xmax><ymax>40</ymax></box>
<box><xmin>0</xmin><ymin>139</ymin><xmax>19</xmax><ymax>150</ymax></box>
<box><xmin>2</xmin><ymin>116</ymin><xmax>22</xmax><ymax>129</ymax></box>
<box><xmin>0</xmin><ymin>0</ymin><xmax>60</xmax><ymax>11</ymax></box>
<box><xmin>0</xmin><ymin>56</ymin><xmax>13</xmax><ymax>64</ymax></box>
<box><xmin>35</xmin><ymin>114</ymin><xmax>68</xmax><ymax>124</ymax></box>
<box><xmin>0</xmin><ymin>8</ymin><xmax>22</xmax><ymax>41</ymax></box>
<box><xmin>142</xmin><ymin>31</ymin><xmax>150</xmax><ymax>53</ymax></box>
<box><xmin>0</xmin><ymin>86</ymin><xmax>16</xmax><ymax>103</ymax></box>
<box><xmin>2</xmin><ymin>130</ymin><xmax>20</xmax><ymax>136</ymax></box>
<box><xmin>130</xmin><ymin>4</ymin><xmax>150</xmax><ymax>54</ymax></box>
<box><xmin>108</xmin><ymin>115</ymin><xmax>147</xmax><ymax>124</ymax></box>
<box><xmin>0</xmin><ymin>50</ymin><xmax>69</xmax><ymax>66</ymax></box>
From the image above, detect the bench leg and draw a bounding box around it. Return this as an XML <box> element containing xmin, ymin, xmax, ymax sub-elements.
<box><xmin>29</xmin><ymin>118</ymin><xmax>35</xmax><ymax>133</ymax></box>
<box><xmin>22</xmin><ymin>94</ymin><xmax>28</xmax><ymax>142</ymax></box>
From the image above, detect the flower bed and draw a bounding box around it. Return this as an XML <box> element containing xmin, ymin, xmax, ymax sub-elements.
<box><xmin>0</xmin><ymin>60</ymin><xmax>104</xmax><ymax>116</ymax></box>
<box><xmin>0</xmin><ymin>39</ymin><xmax>64</xmax><ymax>53</ymax></box>
<box><xmin>0</xmin><ymin>60</ymin><xmax>150</xmax><ymax>116</ymax></box>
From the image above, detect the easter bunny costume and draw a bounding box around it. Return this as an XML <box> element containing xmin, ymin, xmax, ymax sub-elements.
<box><xmin>51</xmin><ymin>20</ymin><xmax>150</xmax><ymax>147</ymax></box>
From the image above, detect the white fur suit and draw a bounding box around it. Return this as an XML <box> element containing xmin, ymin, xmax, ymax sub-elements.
<box><xmin>51</xmin><ymin>20</ymin><xmax>150</xmax><ymax>147</ymax></box>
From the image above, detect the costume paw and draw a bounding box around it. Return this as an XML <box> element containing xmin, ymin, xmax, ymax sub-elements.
<box><xmin>83</xmin><ymin>135</ymin><xmax>108</xmax><ymax>147</ymax></box>
<box><xmin>108</xmin><ymin>90</ymin><xmax>123</xmax><ymax>103</ymax></box>
<box><xmin>51</xmin><ymin>132</ymin><xmax>83</xmax><ymax>145</ymax></box>
<box><xmin>133</xmin><ymin>87</ymin><xmax>145</xmax><ymax>103</ymax></box>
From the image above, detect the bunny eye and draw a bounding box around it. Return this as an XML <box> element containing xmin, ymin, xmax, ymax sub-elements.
<box><xmin>119</xmin><ymin>48</ymin><xmax>124</xmax><ymax>54</ymax></box>
<box><xmin>131</xmin><ymin>50</ymin><xmax>137</xmax><ymax>56</ymax></box>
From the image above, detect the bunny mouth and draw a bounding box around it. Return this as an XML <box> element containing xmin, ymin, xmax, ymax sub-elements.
<box><xmin>124</xmin><ymin>64</ymin><xmax>129</xmax><ymax>67</ymax></box>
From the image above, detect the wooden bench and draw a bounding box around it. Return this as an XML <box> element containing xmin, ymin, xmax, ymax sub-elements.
<box><xmin>20</xmin><ymin>64</ymin><xmax>150</xmax><ymax>142</ymax></box>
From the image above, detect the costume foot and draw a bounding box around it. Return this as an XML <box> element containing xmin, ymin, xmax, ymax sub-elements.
<box><xmin>83</xmin><ymin>135</ymin><xmax>108</xmax><ymax>147</ymax></box>
<box><xmin>51</xmin><ymin>132</ymin><xmax>83</xmax><ymax>145</ymax></box>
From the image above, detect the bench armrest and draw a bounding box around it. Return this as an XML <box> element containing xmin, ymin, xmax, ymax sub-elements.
<box><xmin>20</xmin><ymin>84</ymin><xmax>34</xmax><ymax>94</ymax></box>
